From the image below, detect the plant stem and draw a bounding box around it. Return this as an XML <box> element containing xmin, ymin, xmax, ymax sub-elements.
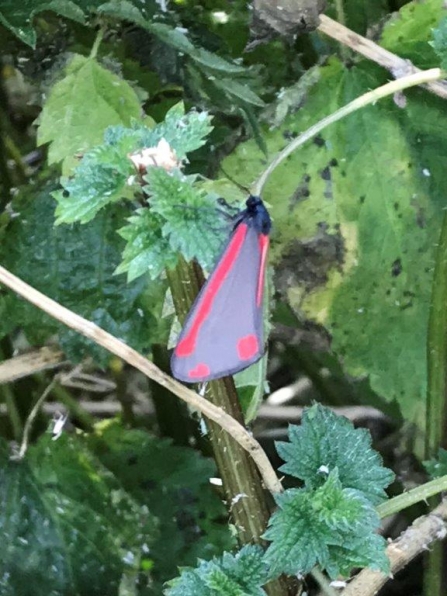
<box><xmin>426</xmin><ymin>210</ymin><xmax>447</xmax><ymax>457</ymax></box>
<box><xmin>151</xmin><ymin>344</ymin><xmax>192</xmax><ymax>446</ymax></box>
<box><xmin>167</xmin><ymin>259</ymin><xmax>290</xmax><ymax>596</ymax></box>
<box><xmin>317</xmin><ymin>15</ymin><xmax>447</xmax><ymax>100</ymax></box>
<box><xmin>18</xmin><ymin>378</ymin><xmax>56</xmax><ymax>458</ymax></box>
<box><xmin>377</xmin><ymin>474</ymin><xmax>447</xmax><ymax>519</ymax></box>
<box><xmin>423</xmin><ymin>197</ymin><xmax>447</xmax><ymax>596</ymax></box>
<box><xmin>2</xmin><ymin>383</ymin><xmax>22</xmax><ymax>440</ymax></box>
<box><xmin>253</xmin><ymin>69</ymin><xmax>444</xmax><ymax>196</ymax></box>
<box><xmin>90</xmin><ymin>25</ymin><xmax>105</xmax><ymax>59</ymax></box>
<box><xmin>0</xmin><ymin>264</ymin><xmax>282</xmax><ymax>494</ymax></box>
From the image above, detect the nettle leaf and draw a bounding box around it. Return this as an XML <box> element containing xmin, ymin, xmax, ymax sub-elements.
<box><xmin>263</xmin><ymin>470</ymin><xmax>388</xmax><ymax>579</ymax></box>
<box><xmin>424</xmin><ymin>448</ymin><xmax>447</xmax><ymax>478</ymax></box>
<box><xmin>54</xmin><ymin>145</ymin><xmax>136</xmax><ymax>224</ymax></box>
<box><xmin>87</xmin><ymin>422</ymin><xmax>233</xmax><ymax>590</ymax></box>
<box><xmin>37</xmin><ymin>53</ymin><xmax>142</xmax><ymax>165</ymax></box>
<box><xmin>166</xmin><ymin>545</ymin><xmax>268</xmax><ymax>596</ymax></box>
<box><xmin>430</xmin><ymin>16</ymin><xmax>447</xmax><ymax>69</ymax></box>
<box><xmin>0</xmin><ymin>435</ymin><xmax>156</xmax><ymax>596</ymax></box>
<box><xmin>0</xmin><ymin>182</ymin><xmax>158</xmax><ymax>362</ymax></box>
<box><xmin>276</xmin><ymin>404</ymin><xmax>394</xmax><ymax>505</ymax></box>
<box><xmin>54</xmin><ymin>107</ymin><xmax>213</xmax><ymax>225</ymax></box>
<box><xmin>117</xmin><ymin>207</ymin><xmax>177</xmax><ymax>282</ymax></box>
<box><xmin>381</xmin><ymin>0</ymin><xmax>444</xmax><ymax>67</ymax></box>
<box><xmin>145</xmin><ymin>167</ymin><xmax>228</xmax><ymax>271</ymax></box>
<box><xmin>153</xmin><ymin>103</ymin><xmax>213</xmax><ymax>159</ymax></box>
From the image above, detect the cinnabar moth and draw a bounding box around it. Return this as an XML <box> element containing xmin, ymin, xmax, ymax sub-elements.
<box><xmin>171</xmin><ymin>195</ymin><xmax>271</xmax><ymax>383</ymax></box>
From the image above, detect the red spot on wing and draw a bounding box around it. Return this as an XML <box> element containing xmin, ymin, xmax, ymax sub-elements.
<box><xmin>175</xmin><ymin>223</ymin><xmax>249</xmax><ymax>358</ymax></box>
<box><xmin>188</xmin><ymin>363</ymin><xmax>211</xmax><ymax>379</ymax></box>
<box><xmin>237</xmin><ymin>335</ymin><xmax>259</xmax><ymax>360</ymax></box>
<box><xmin>256</xmin><ymin>234</ymin><xmax>269</xmax><ymax>306</ymax></box>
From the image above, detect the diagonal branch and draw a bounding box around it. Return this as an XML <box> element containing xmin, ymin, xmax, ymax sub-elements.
<box><xmin>317</xmin><ymin>14</ymin><xmax>447</xmax><ymax>100</ymax></box>
<box><xmin>0</xmin><ymin>264</ymin><xmax>282</xmax><ymax>494</ymax></box>
<box><xmin>341</xmin><ymin>499</ymin><xmax>447</xmax><ymax>596</ymax></box>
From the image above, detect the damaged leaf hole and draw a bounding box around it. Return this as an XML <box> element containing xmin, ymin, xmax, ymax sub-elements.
<box><xmin>275</xmin><ymin>223</ymin><xmax>345</xmax><ymax>295</ymax></box>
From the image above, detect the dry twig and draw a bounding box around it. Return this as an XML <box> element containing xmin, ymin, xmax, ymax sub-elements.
<box><xmin>341</xmin><ymin>500</ymin><xmax>447</xmax><ymax>596</ymax></box>
<box><xmin>317</xmin><ymin>15</ymin><xmax>447</xmax><ymax>100</ymax></box>
<box><xmin>0</xmin><ymin>265</ymin><xmax>282</xmax><ymax>494</ymax></box>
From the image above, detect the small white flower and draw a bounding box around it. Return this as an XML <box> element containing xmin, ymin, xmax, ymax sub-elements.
<box><xmin>128</xmin><ymin>138</ymin><xmax>180</xmax><ymax>173</ymax></box>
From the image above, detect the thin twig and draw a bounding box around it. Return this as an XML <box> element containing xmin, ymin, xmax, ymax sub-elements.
<box><xmin>253</xmin><ymin>68</ymin><xmax>443</xmax><ymax>195</ymax></box>
<box><xmin>317</xmin><ymin>15</ymin><xmax>447</xmax><ymax>100</ymax></box>
<box><xmin>0</xmin><ymin>265</ymin><xmax>282</xmax><ymax>494</ymax></box>
<box><xmin>341</xmin><ymin>500</ymin><xmax>447</xmax><ymax>596</ymax></box>
<box><xmin>18</xmin><ymin>377</ymin><xmax>57</xmax><ymax>458</ymax></box>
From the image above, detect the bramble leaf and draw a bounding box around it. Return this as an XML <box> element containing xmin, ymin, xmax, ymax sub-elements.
<box><xmin>263</xmin><ymin>470</ymin><xmax>389</xmax><ymax>578</ymax></box>
<box><xmin>37</xmin><ymin>54</ymin><xmax>142</xmax><ymax>165</ymax></box>
<box><xmin>165</xmin><ymin>545</ymin><xmax>268</xmax><ymax>596</ymax></box>
<box><xmin>276</xmin><ymin>404</ymin><xmax>394</xmax><ymax>505</ymax></box>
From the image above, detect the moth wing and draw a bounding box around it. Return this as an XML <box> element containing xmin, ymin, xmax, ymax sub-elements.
<box><xmin>171</xmin><ymin>223</ymin><xmax>268</xmax><ymax>383</ymax></box>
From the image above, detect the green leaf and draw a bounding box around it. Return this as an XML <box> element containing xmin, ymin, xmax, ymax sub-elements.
<box><xmin>381</xmin><ymin>0</ymin><xmax>444</xmax><ymax>68</ymax></box>
<box><xmin>54</xmin><ymin>144</ymin><xmax>135</xmax><ymax>224</ymax></box>
<box><xmin>37</xmin><ymin>54</ymin><xmax>142</xmax><ymax>165</ymax></box>
<box><xmin>276</xmin><ymin>404</ymin><xmax>394</xmax><ymax>505</ymax></box>
<box><xmin>97</xmin><ymin>0</ymin><xmax>153</xmax><ymax>25</ymax></box>
<box><xmin>165</xmin><ymin>545</ymin><xmax>268</xmax><ymax>596</ymax></box>
<box><xmin>213</xmin><ymin>77</ymin><xmax>265</xmax><ymax>108</ymax></box>
<box><xmin>54</xmin><ymin>108</ymin><xmax>213</xmax><ymax>225</ymax></box>
<box><xmin>263</xmin><ymin>470</ymin><xmax>389</xmax><ymax>578</ymax></box>
<box><xmin>430</xmin><ymin>16</ymin><xmax>447</xmax><ymax>69</ymax></box>
<box><xmin>117</xmin><ymin>207</ymin><xmax>177</xmax><ymax>281</ymax></box>
<box><xmin>222</xmin><ymin>55</ymin><xmax>447</xmax><ymax>426</ymax></box>
<box><xmin>0</xmin><ymin>435</ymin><xmax>156</xmax><ymax>596</ymax></box>
<box><xmin>189</xmin><ymin>48</ymin><xmax>247</xmax><ymax>74</ymax></box>
<box><xmin>0</xmin><ymin>0</ymin><xmax>89</xmax><ymax>46</ymax></box>
<box><xmin>424</xmin><ymin>448</ymin><xmax>447</xmax><ymax>478</ymax></box>
<box><xmin>144</xmin><ymin>168</ymin><xmax>228</xmax><ymax>271</ymax></box>
<box><xmin>0</xmin><ymin>181</ymin><xmax>158</xmax><ymax>362</ymax></box>
<box><xmin>87</xmin><ymin>422</ymin><xmax>233</xmax><ymax>590</ymax></box>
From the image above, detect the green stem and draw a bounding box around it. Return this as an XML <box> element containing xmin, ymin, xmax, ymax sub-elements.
<box><xmin>18</xmin><ymin>379</ymin><xmax>56</xmax><ymax>458</ymax></box>
<box><xmin>151</xmin><ymin>344</ymin><xmax>192</xmax><ymax>446</ymax></box>
<box><xmin>253</xmin><ymin>69</ymin><xmax>444</xmax><ymax>195</ymax></box>
<box><xmin>377</xmin><ymin>474</ymin><xmax>447</xmax><ymax>519</ymax></box>
<box><xmin>334</xmin><ymin>0</ymin><xmax>346</xmax><ymax>26</ymax></box>
<box><xmin>90</xmin><ymin>25</ymin><xmax>105</xmax><ymax>59</ymax></box>
<box><xmin>426</xmin><ymin>210</ymin><xmax>447</xmax><ymax>456</ymax></box>
<box><xmin>167</xmin><ymin>258</ymin><xmax>290</xmax><ymax>596</ymax></box>
<box><xmin>2</xmin><ymin>384</ymin><xmax>22</xmax><ymax>440</ymax></box>
<box><xmin>423</xmin><ymin>178</ymin><xmax>447</xmax><ymax>596</ymax></box>
<box><xmin>333</xmin><ymin>0</ymin><xmax>349</xmax><ymax>62</ymax></box>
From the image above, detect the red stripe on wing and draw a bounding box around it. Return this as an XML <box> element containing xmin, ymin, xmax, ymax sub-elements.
<box><xmin>175</xmin><ymin>223</ymin><xmax>249</xmax><ymax>358</ymax></box>
<box><xmin>256</xmin><ymin>234</ymin><xmax>269</xmax><ymax>306</ymax></box>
